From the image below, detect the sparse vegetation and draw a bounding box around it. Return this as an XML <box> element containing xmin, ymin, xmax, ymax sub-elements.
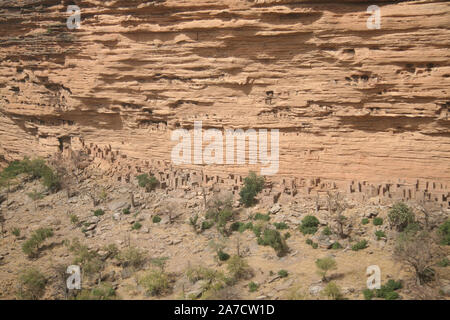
<box><xmin>226</xmin><ymin>255</ymin><xmax>252</xmax><ymax>282</ymax></box>
<box><xmin>152</xmin><ymin>215</ymin><xmax>161</xmax><ymax>223</ymax></box>
<box><xmin>362</xmin><ymin>218</ymin><xmax>369</xmax><ymax>225</ymax></box>
<box><xmin>17</xmin><ymin>268</ymin><xmax>46</xmax><ymax>300</ymax></box>
<box><xmin>322</xmin><ymin>226</ymin><xmax>332</xmax><ymax>236</ymax></box>
<box><xmin>278</xmin><ymin>269</ymin><xmax>288</xmax><ymax>278</ymax></box>
<box><xmin>394</xmin><ymin>227</ymin><xmax>440</xmax><ymax>285</ymax></box>
<box><xmin>257</xmin><ymin>228</ymin><xmax>289</xmax><ymax>257</ymax></box>
<box><xmin>375</xmin><ymin>230</ymin><xmax>386</xmax><ymax>240</ymax></box>
<box><xmin>132</xmin><ymin>222</ymin><xmax>142</xmax><ymax>230</ymax></box>
<box><xmin>218</xmin><ymin>250</ymin><xmax>230</xmax><ymax>262</ymax></box>
<box><xmin>315</xmin><ymin>257</ymin><xmax>337</xmax><ymax>281</ymax></box>
<box><xmin>117</xmin><ymin>247</ymin><xmax>146</xmax><ymax>271</ymax></box>
<box><xmin>205</xmin><ymin>193</ymin><xmax>234</xmax><ymax>236</ymax></box>
<box><xmin>323</xmin><ymin>282</ymin><xmax>343</xmax><ymax>300</ymax></box>
<box><xmin>388</xmin><ymin>202</ymin><xmax>415</xmax><ymax>231</ymax></box>
<box><xmin>69</xmin><ymin>214</ymin><xmax>79</xmax><ymax>225</ymax></box>
<box><xmin>69</xmin><ymin>239</ymin><xmax>104</xmax><ymax>277</ymax></box>
<box><xmin>254</xmin><ymin>213</ymin><xmax>270</xmax><ymax>221</ymax></box>
<box><xmin>139</xmin><ymin>269</ymin><xmax>170</xmax><ymax>296</ymax></box>
<box><xmin>326</xmin><ymin>192</ymin><xmax>348</xmax><ymax>238</ymax></box>
<box><xmin>137</xmin><ymin>173</ymin><xmax>159</xmax><ymax>192</ymax></box>
<box><xmin>273</xmin><ymin>222</ymin><xmax>288</xmax><ymax>230</ymax></box>
<box><xmin>76</xmin><ymin>282</ymin><xmax>117</xmax><ymax>300</ymax></box>
<box><xmin>22</xmin><ymin>228</ymin><xmax>54</xmax><ymax>258</ymax></box>
<box><xmin>299</xmin><ymin>215</ymin><xmax>320</xmax><ymax>235</ymax></box>
<box><xmin>185</xmin><ymin>266</ymin><xmax>229</xmax><ymax>299</ymax></box>
<box><xmin>122</xmin><ymin>208</ymin><xmax>130</xmax><ymax>215</ymax></box>
<box><xmin>93</xmin><ymin>209</ymin><xmax>104</xmax><ymax>217</ymax></box>
<box><xmin>239</xmin><ymin>171</ymin><xmax>265</xmax><ymax>207</ymax></box>
<box><xmin>438</xmin><ymin>219</ymin><xmax>450</xmax><ymax>245</ymax></box>
<box><xmin>331</xmin><ymin>242</ymin><xmax>343</xmax><ymax>249</ymax></box>
<box><xmin>352</xmin><ymin>240</ymin><xmax>368</xmax><ymax>251</ymax></box>
<box><xmin>248</xmin><ymin>281</ymin><xmax>259</xmax><ymax>292</ymax></box>
<box><xmin>0</xmin><ymin>157</ymin><xmax>60</xmax><ymax>193</ymax></box>
<box><xmin>201</xmin><ymin>220</ymin><xmax>214</xmax><ymax>231</ymax></box>
<box><xmin>12</xmin><ymin>227</ymin><xmax>20</xmax><ymax>237</ymax></box>
<box><xmin>373</xmin><ymin>217</ymin><xmax>383</xmax><ymax>226</ymax></box>
<box><xmin>364</xmin><ymin>279</ymin><xmax>402</xmax><ymax>300</ymax></box>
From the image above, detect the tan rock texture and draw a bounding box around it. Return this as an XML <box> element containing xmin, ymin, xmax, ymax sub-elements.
<box><xmin>0</xmin><ymin>1</ymin><xmax>449</xmax><ymax>201</ymax></box>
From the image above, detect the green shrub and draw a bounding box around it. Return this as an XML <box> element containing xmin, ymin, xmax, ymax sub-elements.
<box><xmin>217</xmin><ymin>250</ymin><xmax>230</xmax><ymax>262</ymax></box>
<box><xmin>375</xmin><ymin>230</ymin><xmax>386</xmax><ymax>240</ymax></box>
<box><xmin>311</xmin><ymin>242</ymin><xmax>318</xmax><ymax>249</ymax></box>
<box><xmin>152</xmin><ymin>215</ymin><xmax>161</xmax><ymax>223</ymax></box>
<box><xmin>118</xmin><ymin>247</ymin><xmax>146</xmax><ymax>270</ymax></box>
<box><xmin>239</xmin><ymin>171</ymin><xmax>265</xmax><ymax>207</ymax></box>
<box><xmin>69</xmin><ymin>214</ymin><xmax>79</xmax><ymax>225</ymax></box>
<box><xmin>201</xmin><ymin>220</ymin><xmax>214</xmax><ymax>231</ymax></box>
<box><xmin>284</xmin><ymin>232</ymin><xmax>291</xmax><ymax>240</ymax></box>
<box><xmin>323</xmin><ymin>282</ymin><xmax>343</xmax><ymax>300</ymax></box>
<box><xmin>150</xmin><ymin>257</ymin><xmax>169</xmax><ymax>271</ymax></box>
<box><xmin>252</xmin><ymin>223</ymin><xmax>263</xmax><ymax>237</ymax></box>
<box><xmin>437</xmin><ymin>257</ymin><xmax>449</xmax><ymax>267</ymax></box>
<box><xmin>306</xmin><ymin>239</ymin><xmax>313</xmax><ymax>245</ymax></box>
<box><xmin>69</xmin><ymin>239</ymin><xmax>104</xmax><ymax>276</ymax></box>
<box><xmin>132</xmin><ymin>222</ymin><xmax>142</xmax><ymax>230</ymax></box>
<box><xmin>438</xmin><ymin>219</ymin><xmax>450</xmax><ymax>245</ymax></box>
<box><xmin>230</xmin><ymin>222</ymin><xmax>243</xmax><ymax>232</ymax></box>
<box><xmin>331</xmin><ymin>242</ymin><xmax>343</xmax><ymax>249</ymax></box>
<box><xmin>278</xmin><ymin>270</ymin><xmax>289</xmax><ymax>278</ymax></box>
<box><xmin>139</xmin><ymin>269</ymin><xmax>170</xmax><ymax>296</ymax></box>
<box><xmin>254</xmin><ymin>213</ymin><xmax>270</xmax><ymax>221</ymax></box>
<box><xmin>315</xmin><ymin>257</ymin><xmax>337</xmax><ymax>281</ymax></box>
<box><xmin>274</xmin><ymin>222</ymin><xmax>288</xmax><ymax>230</ymax></box>
<box><xmin>363</xmin><ymin>288</ymin><xmax>374</xmax><ymax>300</ymax></box>
<box><xmin>17</xmin><ymin>268</ymin><xmax>46</xmax><ymax>300</ymax></box>
<box><xmin>322</xmin><ymin>226</ymin><xmax>332</xmax><ymax>236</ymax></box>
<box><xmin>216</xmin><ymin>208</ymin><xmax>233</xmax><ymax>235</ymax></box>
<box><xmin>185</xmin><ymin>266</ymin><xmax>229</xmax><ymax>299</ymax></box>
<box><xmin>373</xmin><ymin>217</ymin><xmax>383</xmax><ymax>226</ymax></box>
<box><xmin>361</xmin><ymin>218</ymin><xmax>369</xmax><ymax>225</ymax></box>
<box><xmin>103</xmin><ymin>243</ymin><xmax>119</xmax><ymax>259</ymax></box>
<box><xmin>1</xmin><ymin>158</ymin><xmax>61</xmax><ymax>193</ymax></box>
<box><xmin>299</xmin><ymin>215</ymin><xmax>320</xmax><ymax>235</ymax></box>
<box><xmin>248</xmin><ymin>281</ymin><xmax>259</xmax><ymax>292</ymax></box>
<box><xmin>384</xmin><ymin>291</ymin><xmax>399</xmax><ymax>300</ymax></box>
<box><xmin>351</xmin><ymin>240</ymin><xmax>368</xmax><ymax>251</ymax></box>
<box><xmin>388</xmin><ymin>202</ymin><xmax>415</xmax><ymax>231</ymax></box>
<box><xmin>76</xmin><ymin>283</ymin><xmax>117</xmax><ymax>300</ymax></box>
<box><xmin>227</xmin><ymin>255</ymin><xmax>252</xmax><ymax>282</ymax></box>
<box><xmin>137</xmin><ymin>174</ymin><xmax>159</xmax><ymax>192</ymax></box>
<box><xmin>93</xmin><ymin>209</ymin><xmax>104</xmax><ymax>217</ymax></box>
<box><xmin>122</xmin><ymin>208</ymin><xmax>130</xmax><ymax>215</ymax></box>
<box><xmin>257</xmin><ymin>228</ymin><xmax>289</xmax><ymax>257</ymax></box>
<box><xmin>22</xmin><ymin>228</ymin><xmax>54</xmax><ymax>258</ymax></box>
<box><xmin>367</xmin><ymin>279</ymin><xmax>402</xmax><ymax>300</ymax></box>
<box><xmin>12</xmin><ymin>227</ymin><xmax>20</xmax><ymax>237</ymax></box>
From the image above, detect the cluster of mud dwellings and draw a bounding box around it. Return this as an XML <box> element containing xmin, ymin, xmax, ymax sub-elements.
<box><xmin>76</xmin><ymin>140</ymin><xmax>449</xmax><ymax>209</ymax></box>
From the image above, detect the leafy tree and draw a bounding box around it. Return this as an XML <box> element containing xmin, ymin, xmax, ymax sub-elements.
<box><xmin>394</xmin><ymin>228</ymin><xmax>441</xmax><ymax>285</ymax></box>
<box><xmin>17</xmin><ymin>268</ymin><xmax>46</xmax><ymax>300</ymax></box>
<box><xmin>315</xmin><ymin>257</ymin><xmax>337</xmax><ymax>281</ymax></box>
<box><xmin>299</xmin><ymin>215</ymin><xmax>320</xmax><ymax>235</ymax></box>
<box><xmin>388</xmin><ymin>202</ymin><xmax>415</xmax><ymax>232</ymax></box>
<box><xmin>239</xmin><ymin>171</ymin><xmax>265</xmax><ymax>207</ymax></box>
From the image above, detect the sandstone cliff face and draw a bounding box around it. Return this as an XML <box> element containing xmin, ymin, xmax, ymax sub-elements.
<box><xmin>0</xmin><ymin>1</ymin><xmax>449</xmax><ymax>203</ymax></box>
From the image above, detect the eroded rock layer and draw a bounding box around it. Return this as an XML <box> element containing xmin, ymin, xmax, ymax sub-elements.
<box><xmin>0</xmin><ymin>0</ymin><xmax>449</xmax><ymax>204</ymax></box>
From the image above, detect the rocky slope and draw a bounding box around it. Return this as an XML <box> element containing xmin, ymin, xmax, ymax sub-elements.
<box><xmin>0</xmin><ymin>1</ymin><xmax>449</xmax><ymax>200</ymax></box>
